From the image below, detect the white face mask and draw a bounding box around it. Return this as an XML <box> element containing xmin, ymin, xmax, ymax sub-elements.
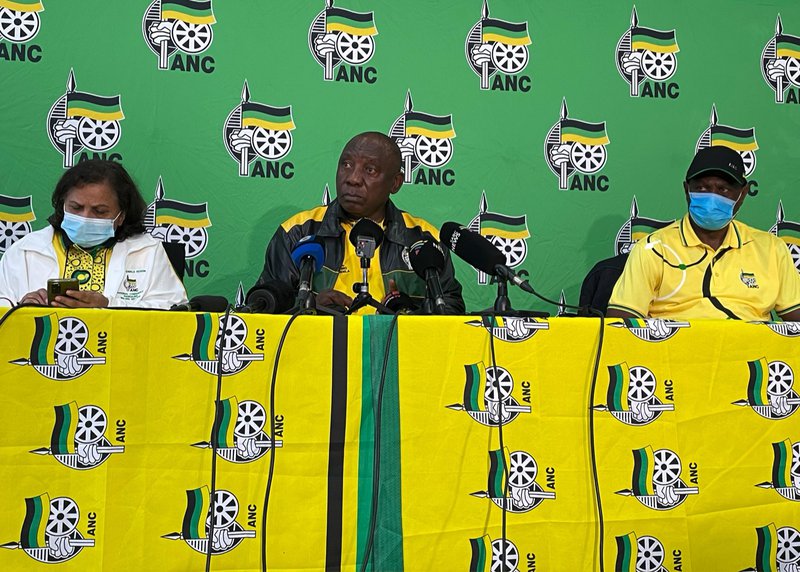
<box><xmin>61</xmin><ymin>211</ymin><xmax>120</xmax><ymax>247</ymax></box>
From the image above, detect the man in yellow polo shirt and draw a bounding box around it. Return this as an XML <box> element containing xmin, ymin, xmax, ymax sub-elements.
<box><xmin>607</xmin><ymin>146</ymin><xmax>800</xmax><ymax>321</ymax></box>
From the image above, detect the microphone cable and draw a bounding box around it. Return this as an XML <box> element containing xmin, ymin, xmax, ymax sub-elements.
<box><xmin>206</xmin><ymin>303</ymin><xmax>234</xmax><ymax>572</ymax></box>
<box><xmin>486</xmin><ymin>314</ymin><xmax>511</xmax><ymax>572</ymax></box>
<box><xmin>260</xmin><ymin>306</ymin><xmax>313</xmax><ymax>572</ymax></box>
<box><xmin>490</xmin><ymin>286</ymin><xmax>608</xmax><ymax>571</ymax></box>
<box><xmin>359</xmin><ymin>312</ymin><xmax>400</xmax><ymax>572</ymax></box>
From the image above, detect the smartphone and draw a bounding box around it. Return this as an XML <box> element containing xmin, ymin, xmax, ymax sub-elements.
<box><xmin>47</xmin><ymin>278</ymin><xmax>79</xmax><ymax>304</ymax></box>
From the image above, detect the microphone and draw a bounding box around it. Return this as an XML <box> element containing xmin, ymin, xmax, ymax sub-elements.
<box><xmin>439</xmin><ymin>222</ymin><xmax>534</xmax><ymax>294</ymax></box>
<box><xmin>239</xmin><ymin>281</ymin><xmax>295</xmax><ymax>314</ymax></box>
<box><xmin>349</xmin><ymin>218</ymin><xmax>383</xmax><ymax>259</ymax></box>
<box><xmin>170</xmin><ymin>295</ymin><xmax>230</xmax><ymax>312</ymax></box>
<box><xmin>290</xmin><ymin>235</ymin><xmax>325</xmax><ymax>307</ymax></box>
<box><xmin>408</xmin><ymin>239</ymin><xmax>447</xmax><ymax>314</ymax></box>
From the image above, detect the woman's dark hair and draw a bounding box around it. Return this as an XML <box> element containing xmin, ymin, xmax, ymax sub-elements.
<box><xmin>48</xmin><ymin>160</ymin><xmax>147</xmax><ymax>241</ymax></box>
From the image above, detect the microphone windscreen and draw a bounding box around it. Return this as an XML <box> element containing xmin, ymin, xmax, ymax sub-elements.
<box><xmin>408</xmin><ymin>239</ymin><xmax>445</xmax><ymax>279</ymax></box>
<box><xmin>192</xmin><ymin>295</ymin><xmax>230</xmax><ymax>312</ymax></box>
<box><xmin>349</xmin><ymin>218</ymin><xmax>384</xmax><ymax>248</ymax></box>
<box><xmin>439</xmin><ymin>222</ymin><xmax>505</xmax><ymax>275</ymax></box>
<box><xmin>245</xmin><ymin>281</ymin><xmax>295</xmax><ymax>314</ymax></box>
<box><xmin>290</xmin><ymin>235</ymin><xmax>325</xmax><ymax>272</ymax></box>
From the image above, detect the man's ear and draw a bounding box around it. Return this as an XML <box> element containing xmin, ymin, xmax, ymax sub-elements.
<box><xmin>733</xmin><ymin>182</ymin><xmax>750</xmax><ymax>215</ymax></box>
<box><xmin>391</xmin><ymin>171</ymin><xmax>403</xmax><ymax>195</ymax></box>
<box><xmin>683</xmin><ymin>181</ymin><xmax>690</xmax><ymax>207</ymax></box>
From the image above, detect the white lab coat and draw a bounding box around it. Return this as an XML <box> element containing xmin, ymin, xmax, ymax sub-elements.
<box><xmin>0</xmin><ymin>226</ymin><xmax>188</xmax><ymax>309</ymax></box>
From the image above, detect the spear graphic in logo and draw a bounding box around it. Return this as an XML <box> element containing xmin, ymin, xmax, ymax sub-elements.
<box><xmin>545</xmin><ymin>99</ymin><xmax>609</xmax><ymax>190</ymax></box>
<box><xmin>617</xmin><ymin>7</ymin><xmax>679</xmax><ymax>97</ymax></box>
<box><xmin>466</xmin><ymin>0</ymin><xmax>531</xmax><ymax>90</ymax></box>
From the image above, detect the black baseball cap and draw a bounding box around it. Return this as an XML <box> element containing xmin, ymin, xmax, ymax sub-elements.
<box><xmin>685</xmin><ymin>146</ymin><xmax>747</xmax><ymax>187</ymax></box>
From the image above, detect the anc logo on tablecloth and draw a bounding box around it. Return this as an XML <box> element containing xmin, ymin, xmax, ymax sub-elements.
<box><xmin>762</xmin><ymin>15</ymin><xmax>800</xmax><ymax>105</ymax></box>
<box><xmin>733</xmin><ymin>357</ymin><xmax>798</xmax><ymax>420</ymax></box>
<box><xmin>308</xmin><ymin>0</ymin><xmax>378</xmax><ymax>83</ymax></box>
<box><xmin>465</xmin><ymin>0</ymin><xmax>531</xmax><ymax>92</ymax></box>
<box><xmin>755</xmin><ymin>438</ymin><xmax>800</xmax><ymax>502</ymax></box>
<box><xmin>609</xmin><ymin>317</ymin><xmax>688</xmax><ymax>342</ymax></box>
<box><xmin>1</xmin><ymin>493</ymin><xmax>94</xmax><ymax>564</ymax></box>
<box><xmin>471</xmin><ymin>447</ymin><xmax>555</xmax><ymax>513</ymax></box>
<box><xmin>162</xmin><ymin>486</ymin><xmax>255</xmax><ymax>555</ymax></box>
<box><xmin>224</xmin><ymin>80</ymin><xmax>296</xmax><ymax>179</ymax></box>
<box><xmin>145</xmin><ymin>176</ymin><xmax>212</xmax><ymax>261</ymax></box>
<box><xmin>465</xmin><ymin>191</ymin><xmax>530</xmax><ymax>286</ymax></box>
<box><xmin>11</xmin><ymin>314</ymin><xmax>106</xmax><ymax>381</ymax></box>
<box><xmin>0</xmin><ymin>193</ymin><xmax>35</xmax><ymax>255</ymax></box>
<box><xmin>695</xmin><ymin>104</ymin><xmax>759</xmax><ymax>179</ymax></box>
<box><xmin>173</xmin><ymin>313</ymin><xmax>263</xmax><ymax>376</ymax></box>
<box><xmin>389</xmin><ymin>90</ymin><xmax>456</xmax><ymax>187</ymax></box>
<box><xmin>615</xmin><ymin>7</ymin><xmax>680</xmax><ymax>99</ymax></box>
<box><xmin>614</xmin><ymin>532</ymin><xmax>673</xmax><ymax>572</ymax></box>
<box><xmin>143</xmin><ymin>0</ymin><xmax>216</xmax><ymax>73</ymax></box>
<box><xmin>593</xmin><ymin>362</ymin><xmax>674</xmax><ymax>426</ymax></box>
<box><xmin>545</xmin><ymin>99</ymin><xmax>610</xmax><ymax>192</ymax></box>
<box><xmin>0</xmin><ymin>0</ymin><xmax>44</xmax><ymax>62</ymax></box>
<box><xmin>770</xmin><ymin>200</ymin><xmax>800</xmax><ymax>274</ymax></box>
<box><xmin>465</xmin><ymin>315</ymin><xmax>548</xmax><ymax>343</ymax></box>
<box><xmin>192</xmin><ymin>397</ymin><xmax>282</xmax><ymax>463</ymax></box>
<box><xmin>467</xmin><ymin>535</ymin><xmax>522</xmax><ymax>572</ymax></box>
<box><xmin>742</xmin><ymin>523</ymin><xmax>800</xmax><ymax>571</ymax></box>
<box><xmin>46</xmin><ymin>69</ymin><xmax>125</xmax><ymax>169</ymax></box>
<box><xmin>29</xmin><ymin>402</ymin><xmax>123</xmax><ymax>470</ymax></box>
<box><xmin>616</xmin><ymin>446</ymin><xmax>698</xmax><ymax>510</ymax></box>
<box><xmin>614</xmin><ymin>196</ymin><xmax>674</xmax><ymax>256</ymax></box>
<box><xmin>447</xmin><ymin>362</ymin><xmax>531</xmax><ymax>426</ymax></box>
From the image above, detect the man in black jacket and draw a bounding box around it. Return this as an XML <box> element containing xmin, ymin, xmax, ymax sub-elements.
<box><xmin>254</xmin><ymin>132</ymin><xmax>465</xmax><ymax>314</ymax></box>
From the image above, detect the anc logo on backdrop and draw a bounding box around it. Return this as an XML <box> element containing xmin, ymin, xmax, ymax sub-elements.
<box><xmin>733</xmin><ymin>357</ymin><xmax>798</xmax><ymax>420</ymax></box>
<box><xmin>615</xmin><ymin>7</ymin><xmax>679</xmax><ymax>99</ymax></box>
<box><xmin>0</xmin><ymin>0</ymin><xmax>44</xmax><ymax>62</ymax></box>
<box><xmin>743</xmin><ymin>523</ymin><xmax>800</xmax><ymax>571</ymax></box>
<box><xmin>145</xmin><ymin>176</ymin><xmax>212</xmax><ymax>278</ymax></box>
<box><xmin>593</xmin><ymin>362</ymin><xmax>674</xmax><ymax>426</ymax></box>
<box><xmin>468</xmin><ymin>535</ymin><xmax>523</xmax><ymax>572</ymax></box>
<box><xmin>545</xmin><ymin>99</ymin><xmax>610</xmax><ymax>192</ymax></box>
<box><xmin>1</xmin><ymin>493</ymin><xmax>94</xmax><ymax>563</ymax></box>
<box><xmin>192</xmin><ymin>397</ymin><xmax>282</xmax><ymax>463</ymax></box>
<box><xmin>389</xmin><ymin>90</ymin><xmax>456</xmax><ymax>187</ymax></box>
<box><xmin>173</xmin><ymin>313</ymin><xmax>263</xmax><ymax>376</ymax></box>
<box><xmin>695</xmin><ymin>104</ymin><xmax>759</xmax><ymax>179</ymax></box>
<box><xmin>11</xmin><ymin>314</ymin><xmax>106</xmax><ymax>381</ymax></box>
<box><xmin>616</xmin><ymin>446</ymin><xmax>698</xmax><ymax>510</ymax></box>
<box><xmin>0</xmin><ymin>193</ymin><xmax>35</xmax><ymax>255</ymax></box>
<box><xmin>465</xmin><ymin>0</ymin><xmax>531</xmax><ymax>92</ymax></box>
<box><xmin>614</xmin><ymin>532</ymin><xmax>675</xmax><ymax>572</ymax></box>
<box><xmin>609</xmin><ymin>317</ymin><xmax>688</xmax><ymax>342</ymax></box>
<box><xmin>465</xmin><ymin>191</ymin><xmax>529</xmax><ymax>286</ymax></box>
<box><xmin>162</xmin><ymin>486</ymin><xmax>255</xmax><ymax>555</ymax></box>
<box><xmin>143</xmin><ymin>0</ymin><xmax>216</xmax><ymax>73</ymax></box>
<box><xmin>471</xmin><ymin>447</ymin><xmax>555</xmax><ymax>513</ymax></box>
<box><xmin>770</xmin><ymin>200</ymin><xmax>800</xmax><ymax>274</ymax></box>
<box><xmin>446</xmin><ymin>362</ymin><xmax>531</xmax><ymax>426</ymax></box>
<box><xmin>465</xmin><ymin>315</ymin><xmax>548</xmax><ymax>343</ymax></box>
<box><xmin>30</xmin><ymin>402</ymin><xmax>123</xmax><ymax>470</ymax></box>
<box><xmin>224</xmin><ymin>80</ymin><xmax>296</xmax><ymax>179</ymax></box>
<box><xmin>47</xmin><ymin>69</ymin><xmax>124</xmax><ymax>169</ymax></box>
<box><xmin>755</xmin><ymin>438</ymin><xmax>800</xmax><ymax>502</ymax></box>
<box><xmin>762</xmin><ymin>15</ymin><xmax>800</xmax><ymax>105</ymax></box>
<box><xmin>614</xmin><ymin>196</ymin><xmax>674</xmax><ymax>256</ymax></box>
<box><xmin>309</xmin><ymin>0</ymin><xmax>378</xmax><ymax>84</ymax></box>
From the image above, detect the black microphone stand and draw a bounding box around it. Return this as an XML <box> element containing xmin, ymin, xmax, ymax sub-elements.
<box><xmin>472</xmin><ymin>266</ymin><xmax>548</xmax><ymax>318</ymax></box>
<box><xmin>346</xmin><ymin>236</ymin><xmax>393</xmax><ymax>315</ymax></box>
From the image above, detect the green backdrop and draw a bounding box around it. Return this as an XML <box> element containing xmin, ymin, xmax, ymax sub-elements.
<box><xmin>1</xmin><ymin>0</ymin><xmax>799</xmax><ymax>313</ymax></box>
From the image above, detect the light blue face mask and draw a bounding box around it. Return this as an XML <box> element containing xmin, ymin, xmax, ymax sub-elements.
<box><xmin>61</xmin><ymin>211</ymin><xmax>120</xmax><ymax>248</ymax></box>
<box><xmin>688</xmin><ymin>191</ymin><xmax>740</xmax><ymax>231</ymax></box>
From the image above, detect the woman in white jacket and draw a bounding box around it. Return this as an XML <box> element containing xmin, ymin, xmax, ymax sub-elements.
<box><xmin>0</xmin><ymin>160</ymin><xmax>187</xmax><ymax>309</ymax></box>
